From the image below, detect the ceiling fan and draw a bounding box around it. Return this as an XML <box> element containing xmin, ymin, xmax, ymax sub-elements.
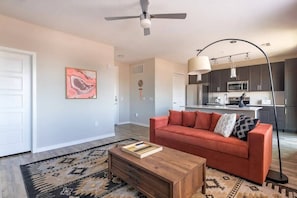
<box><xmin>104</xmin><ymin>0</ymin><xmax>187</xmax><ymax>36</ymax></box>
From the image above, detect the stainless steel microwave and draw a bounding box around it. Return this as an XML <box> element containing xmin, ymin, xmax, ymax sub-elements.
<box><xmin>227</xmin><ymin>81</ymin><xmax>248</xmax><ymax>92</ymax></box>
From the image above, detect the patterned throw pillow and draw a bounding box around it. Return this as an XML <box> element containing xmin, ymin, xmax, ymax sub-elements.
<box><xmin>232</xmin><ymin>115</ymin><xmax>259</xmax><ymax>141</ymax></box>
<box><xmin>214</xmin><ymin>113</ymin><xmax>237</xmax><ymax>137</ymax></box>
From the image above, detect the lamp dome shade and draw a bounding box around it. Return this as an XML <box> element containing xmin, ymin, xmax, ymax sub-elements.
<box><xmin>188</xmin><ymin>56</ymin><xmax>211</xmax><ymax>75</ymax></box>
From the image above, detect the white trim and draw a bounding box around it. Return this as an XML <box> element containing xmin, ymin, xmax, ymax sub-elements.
<box><xmin>0</xmin><ymin>46</ymin><xmax>37</xmax><ymax>154</ymax></box>
<box><xmin>130</xmin><ymin>122</ymin><xmax>149</xmax><ymax>127</ymax></box>
<box><xmin>116</xmin><ymin>121</ymin><xmax>131</xmax><ymax>125</ymax></box>
<box><xmin>34</xmin><ymin>133</ymin><xmax>115</xmax><ymax>153</ymax></box>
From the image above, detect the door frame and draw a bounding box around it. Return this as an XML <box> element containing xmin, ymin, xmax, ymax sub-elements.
<box><xmin>172</xmin><ymin>72</ymin><xmax>186</xmax><ymax>111</ymax></box>
<box><xmin>0</xmin><ymin>46</ymin><xmax>37</xmax><ymax>153</ymax></box>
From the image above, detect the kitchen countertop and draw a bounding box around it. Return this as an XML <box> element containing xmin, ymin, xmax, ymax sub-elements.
<box><xmin>247</xmin><ymin>104</ymin><xmax>285</xmax><ymax>107</ymax></box>
<box><xmin>185</xmin><ymin>105</ymin><xmax>262</xmax><ymax>118</ymax></box>
<box><xmin>186</xmin><ymin>105</ymin><xmax>263</xmax><ymax>111</ymax></box>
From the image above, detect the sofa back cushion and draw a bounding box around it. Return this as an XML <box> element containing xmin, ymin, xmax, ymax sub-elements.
<box><xmin>168</xmin><ymin>110</ymin><xmax>182</xmax><ymax>125</ymax></box>
<box><xmin>194</xmin><ymin>111</ymin><xmax>212</xmax><ymax>130</ymax></box>
<box><xmin>209</xmin><ymin>112</ymin><xmax>222</xmax><ymax>131</ymax></box>
<box><xmin>182</xmin><ymin>111</ymin><xmax>196</xmax><ymax>127</ymax></box>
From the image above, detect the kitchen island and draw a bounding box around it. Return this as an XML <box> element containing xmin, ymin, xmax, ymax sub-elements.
<box><xmin>186</xmin><ymin>105</ymin><xmax>262</xmax><ymax>119</ymax></box>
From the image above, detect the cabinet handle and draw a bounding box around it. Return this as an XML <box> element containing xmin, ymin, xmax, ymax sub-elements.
<box><xmin>285</xmin><ymin>99</ymin><xmax>287</xmax><ymax>105</ymax></box>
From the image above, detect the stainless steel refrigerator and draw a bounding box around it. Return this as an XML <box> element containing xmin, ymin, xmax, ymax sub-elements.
<box><xmin>186</xmin><ymin>84</ymin><xmax>209</xmax><ymax>106</ymax></box>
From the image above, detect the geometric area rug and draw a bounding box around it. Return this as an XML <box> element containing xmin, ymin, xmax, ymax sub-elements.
<box><xmin>20</xmin><ymin>138</ymin><xmax>297</xmax><ymax>198</ymax></box>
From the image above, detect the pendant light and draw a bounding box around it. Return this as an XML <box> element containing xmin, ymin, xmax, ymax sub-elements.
<box><xmin>229</xmin><ymin>56</ymin><xmax>237</xmax><ymax>78</ymax></box>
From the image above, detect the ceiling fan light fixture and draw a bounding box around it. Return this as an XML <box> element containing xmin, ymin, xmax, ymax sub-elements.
<box><xmin>140</xmin><ymin>18</ymin><xmax>151</xmax><ymax>28</ymax></box>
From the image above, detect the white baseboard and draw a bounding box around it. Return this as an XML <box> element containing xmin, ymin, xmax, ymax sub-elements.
<box><xmin>130</xmin><ymin>122</ymin><xmax>149</xmax><ymax>127</ymax></box>
<box><xmin>116</xmin><ymin>121</ymin><xmax>131</xmax><ymax>125</ymax></box>
<box><xmin>116</xmin><ymin>121</ymin><xmax>149</xmax><ymax>127</ymax></box>
<box><xmin>34</xmin><ymin>133</ymin><xmax>115</xmax><ymax>153</ymax></box>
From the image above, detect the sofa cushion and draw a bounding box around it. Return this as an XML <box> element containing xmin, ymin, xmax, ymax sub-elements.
<box><xmin>168</xmin><ymin>110</ymin><xmax>182</xmax><ymax>125</ymax></box>
<box><xmin>232</xmin><ymin>115</ymin><xmax>259</xmax><ymax>141</ymax></box>
<box><xmin>182</xmin><ymin>111</ymin><xmax>196</xmax><ymax>127</ymax></box>
<box><xmin>214</xmin><ymin>113</ymin><xmax>236</xmax><ymax>137</ymax></box>
<box><xmin>194</xmin><ymin>111</ymin><xmax>212</xmax><ymax>130</ymax></box>
<box><xmin>155</xmin><ymin>125</ymin><xmax>248</xmax><ymax>158</ymax></box>
<box><xmin>209</xmin><ymin>112</ymin><xmax>222</xmax><ymax>131</ymax></box>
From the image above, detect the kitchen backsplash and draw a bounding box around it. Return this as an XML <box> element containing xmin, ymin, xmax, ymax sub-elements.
<box><xmin>209</xmin><ymin>91</ymin><xmax>285</xmax><ymax>105</ymax></box>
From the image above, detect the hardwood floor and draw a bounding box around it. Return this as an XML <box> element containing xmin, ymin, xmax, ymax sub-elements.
<box><xmin>0</xmin><ymin>124</ymin><xmax>296</xmax><ymax>198</ymax></box>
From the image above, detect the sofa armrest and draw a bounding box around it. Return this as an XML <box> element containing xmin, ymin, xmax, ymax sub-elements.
<box><xmin>149</xmin><ymin>116</ymin><xmax>169</xmax><ymax>142</ymax></box>
<box><xmin>248</xmin><ymin>123</ymin><xmax>273</xmax><ymax>184</ymax></box>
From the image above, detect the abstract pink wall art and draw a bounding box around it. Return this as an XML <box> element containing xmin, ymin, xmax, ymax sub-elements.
<box><xmin>65</xmin><ymin>67</ymin><xmax>97</xmax><ymax>99</ymax></box>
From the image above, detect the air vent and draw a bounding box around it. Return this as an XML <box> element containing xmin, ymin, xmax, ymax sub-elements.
<box><xmin>132</xmin><ymin>65</ymin><xmax>143</xmax><ymax>74</ymax></box>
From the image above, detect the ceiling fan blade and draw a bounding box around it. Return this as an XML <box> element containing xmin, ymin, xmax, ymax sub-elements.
<box><xmin>105</xmin><ymin>16</ymin><xmax>139</xmax><ymax>21</ymax></box>
<box><xmin>144</xmin><ymin>28</ymin><xmax>150</xmax><ymax>36</ymax></box>
<box><xmin>151</xmin><ymin>13</ymin><xmax>187</xmax><ymax>19</ymax></box>
<box><xmin>140</xmin><ymin>0</ymin><xmax>149</xmax><ymax>13</ymax></box>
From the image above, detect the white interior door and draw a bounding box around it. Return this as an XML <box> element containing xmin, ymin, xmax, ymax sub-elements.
<box><xmin>0</xmin><ymin>49</ymin><xmax>32</xmax><ymax>157</ymax></box>
<box><xmin>172</xmin><ymin>73</ymin><xmax>186</xmax><ymax>111</ymax></box>
<box><xmin>113</xmin><ymin>65</ymin><xmax>119</xmax><ymax>125</ymax></box>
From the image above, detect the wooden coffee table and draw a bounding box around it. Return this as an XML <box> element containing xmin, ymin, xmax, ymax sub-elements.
<box><xmin>108</xmin><ymin>145</ymin><xmax>206</xmax><ymax>198</ymax></box>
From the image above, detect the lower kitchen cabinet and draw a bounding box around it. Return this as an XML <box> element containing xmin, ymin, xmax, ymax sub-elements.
<box><xmin>259</xmin><ymin>106</ymin><xmax>285</xmax><ymax>130</ymax></box>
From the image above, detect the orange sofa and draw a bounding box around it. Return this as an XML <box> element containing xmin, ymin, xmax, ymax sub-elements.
<box><xmin>149</xmin><ymin>111</ymin><xmax>273</xmax><ymax>184</ymax></box>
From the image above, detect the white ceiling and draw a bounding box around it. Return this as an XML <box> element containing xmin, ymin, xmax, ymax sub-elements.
<box><xmin>0</xmin><ymin>0</ymin><xmax>297</xmax><ymax>65</ymax></box>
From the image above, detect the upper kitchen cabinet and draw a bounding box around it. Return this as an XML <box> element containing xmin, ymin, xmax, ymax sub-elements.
<box><xmin>249</xmin><ymin>65</ymin><xmax>262</xmax><ymax>91</ymax></box>
<box><xmin>189</xmin><ymin>75</ymin><xmax>199</xmax><ymax>84</ymax></box>
<box><xmin>210</xmin><ymin>69</ymin><xmax>229</xmax><ymax>92</ymax></box>
<box><xmin>249</xmin><ymin>62</ymin><xmax>284</xmax><ymax>91</ymax></box>
<box><xmin>189</xmin><ymin>73</ymin><xmax>210</xmax><ymax>84</ymax></box>
<box><xmin>271</xmin><ymin>62</ymin><xmax>284</xmax><ymax>91</ymax></box>
<box><xmin>228</xmin><ymin>66</ymin><xmax>250</xmax><ymax>82</ymax></box>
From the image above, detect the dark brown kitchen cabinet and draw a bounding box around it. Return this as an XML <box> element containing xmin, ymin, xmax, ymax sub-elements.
<box><xmin>249</xmin><ymin>65</ymin><xmax>262</xmax><ymax>91</ymax></box>
<box><xmin>249</xmin><ymin>62</ymin><xmax>284</xmax><ymax>91</ymax></box>
<box><xmin>271</xmin><ymin>62</ymin><xmax>284</xmax><ymax>91</ymax></box>
<box><xmin>220</xmin><ymin>69</ymin><xmax>229</xmax><ymax>92</ymax></box>
<box><xmin>259</xmin><ymin>106</ymin><xmax>285</xmax><ymax>130</ymax></box>
<box><xmin>189</xmin><ymin>73</ymin><xmax>209</xmax><ymax>84</ymax></box>
<box><xmin>284</xmin><ymin>58</ymin><xmax>297</xmax><ymax>132</ymax></box>
<box><xmin>210</xmin><ymin>70</ymin><xmax>221</xmax><ymax>92</ymax></box>
<box><xmin>210</xmin><ymin>69</ymin><xmax>228</xmax><ymax>92</ymax></box>
<box><xmin>260</xmin><ymin>62</ymin><xmax>284</xmax><ymax>91</ymax></box>
<box><xmin>228</xmin><ymin>66</ymin><xmax>250</xmax><ymax>81</ymax></box>
<box><xmin>189</xmin><ymin>75</ymin><xmax>198</xmax><ymax>84</ymax></box>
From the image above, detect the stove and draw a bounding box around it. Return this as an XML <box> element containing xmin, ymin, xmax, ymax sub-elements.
<box><xmin>228</xmin><ymin>97</ymin><xmax>250</xmax><ymax>105</ymax></box>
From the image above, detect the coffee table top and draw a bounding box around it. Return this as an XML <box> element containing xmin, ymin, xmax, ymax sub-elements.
<box><xmin>109</xmin><ymin>145</ymin><xmax>206</xmax><ymax>182</ymax></box>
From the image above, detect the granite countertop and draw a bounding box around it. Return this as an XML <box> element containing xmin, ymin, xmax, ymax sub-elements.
<box><xmin>186</xmin><ymin>105</ymin><xmax>263</xmax><ymax>111</ymax></box>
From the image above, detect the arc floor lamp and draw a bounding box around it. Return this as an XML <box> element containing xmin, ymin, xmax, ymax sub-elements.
<box><xmin>188</xmin><ymin>38</ymin><xmax>288</xmax><ymax>184</ymax></box>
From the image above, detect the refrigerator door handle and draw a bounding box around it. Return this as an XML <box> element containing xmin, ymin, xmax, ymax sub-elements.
<box><xmin>285</xmin><ymin>98</ymin><xmax>287</xmax><ymax>105</ymax></box>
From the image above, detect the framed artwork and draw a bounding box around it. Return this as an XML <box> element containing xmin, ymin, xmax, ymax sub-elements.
<box><xmin>65</xmin><ymin>67</ymin><xmax>97</xmax><ymax>99</ymax></box>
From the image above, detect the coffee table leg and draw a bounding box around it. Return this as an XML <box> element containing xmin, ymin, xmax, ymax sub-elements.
<box><xmin>108</xmin><ymin>152</ymin><xmax>112</xmax><ymax>179</ymax></box>
<box><xmin>202</xmin><ymin>163</ymin><xmax>206</xmax><ymax>194</ymax></box>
